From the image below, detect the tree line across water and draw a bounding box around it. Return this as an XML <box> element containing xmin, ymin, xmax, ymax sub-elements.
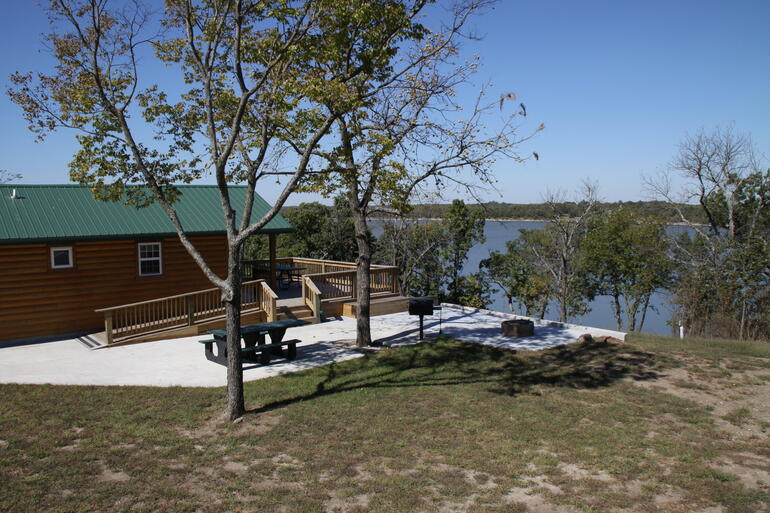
<box><xmin>361</xmin><ymin>200</ymin><xmax>709</xmax><ymax>224</ymax></box>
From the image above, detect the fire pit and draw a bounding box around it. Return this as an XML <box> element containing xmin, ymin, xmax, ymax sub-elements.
<box><xmin>501</xmin><ymin>319</ymin><xmax>534</xmax><ymax>337</ymax></box>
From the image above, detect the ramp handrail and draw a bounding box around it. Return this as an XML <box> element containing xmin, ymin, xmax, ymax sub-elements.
<box><xmin>302</xmin><ymin>276</ymin><xmax>322</xmax><ymax>323</ymax></box>
<box><xmin>259</xmin><ymin>280</ymin><xmax>278</xmax><ymax>322</ymax></box>
<box><xmin>96</xmin><ymin>279</ymin><xmax>264</xmax><ymax>344</ymax></box>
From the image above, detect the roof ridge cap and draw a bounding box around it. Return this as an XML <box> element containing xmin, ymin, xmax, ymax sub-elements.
<box><xmin>0</xmin><ymin>183</ymin><xmax>249</xmax><ymax>188</ymax></box>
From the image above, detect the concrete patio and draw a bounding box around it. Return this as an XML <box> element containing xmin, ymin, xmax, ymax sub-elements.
<box><xmin>0</xmin><ymin>305</ymin><xmax>626</xmax><ymax>387</ymax></box>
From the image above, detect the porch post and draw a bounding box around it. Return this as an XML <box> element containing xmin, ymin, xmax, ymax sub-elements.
<box><xmin>104</xmin><ymin>311</ymin><xmax>114</xmax><ymax>345</ymax></box>
<box><xmin>268</xmin><ymin>233</ymin><xmax>278</xmax><ymax>292</ymax></box>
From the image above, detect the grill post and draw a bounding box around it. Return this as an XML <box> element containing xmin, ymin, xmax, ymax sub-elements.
<box><xmin>419</xmin><ymin>314</ymin><xmax>424</xmax><ymax>340</ymax></box>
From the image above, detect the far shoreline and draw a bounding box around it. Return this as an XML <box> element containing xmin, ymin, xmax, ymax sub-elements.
<box><xmin>371</xmin><ymin>217</ymin><xmax>704</xmax><ymax>227</ymax></box>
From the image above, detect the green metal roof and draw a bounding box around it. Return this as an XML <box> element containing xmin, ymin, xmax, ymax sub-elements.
<box><xmin>0</xmin><ymin>184</ymin><xmax>293</xmax><ymax>244</ymax></box>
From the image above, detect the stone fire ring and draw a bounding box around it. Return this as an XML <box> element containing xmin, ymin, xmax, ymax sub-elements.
<box><xmin>501</xmin><ymin>319</ymin><xmax>535</xmax><ymax>337</ymax></box>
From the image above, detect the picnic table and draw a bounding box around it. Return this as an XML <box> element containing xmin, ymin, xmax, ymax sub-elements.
<box><xmin>276</xmin><ymin>265</ymin><xmax>305</xmax><ymax>289</ymax></box>
<box><xmin>200</xmin><ymin>319</ymin><xmax>310</xmax><ymax>366</ymax></box>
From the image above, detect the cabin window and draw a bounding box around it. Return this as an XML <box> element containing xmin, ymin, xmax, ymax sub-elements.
<box><xmin>138</xmin><ymin>242</ymin><xmax>162</xmax><ymax>276</ymax></box>
<box><xmin>50</xmin><ymin>247</ymin><xmax>73</xmax><ymax>269</ymax></box>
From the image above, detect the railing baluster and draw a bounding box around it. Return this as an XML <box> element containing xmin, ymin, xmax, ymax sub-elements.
<box><xmin>187</xmin><ymin>295</ymin><xmax>195</xmax><ymax>326</ymax></box>
<box><xmin>105</xmin><ymin>311</ymin><xmax>113</xmax><ymax>345</ymax></box>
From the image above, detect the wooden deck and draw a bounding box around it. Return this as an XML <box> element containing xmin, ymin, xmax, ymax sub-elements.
<box><xmin>342</xmin><ymin>295</ymin><xmax>410</xmax><ymax>318</ymax></box>
<box><xmin>92</xmin><ymin>258</ymin><xmax>406</xmax><ymax>346</ymax></box>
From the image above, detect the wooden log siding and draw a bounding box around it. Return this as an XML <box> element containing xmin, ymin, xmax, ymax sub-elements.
<box><xmin>0</xmin><ymin>235</ymin><xmax>229</xmax><ymax>343</ymax></box>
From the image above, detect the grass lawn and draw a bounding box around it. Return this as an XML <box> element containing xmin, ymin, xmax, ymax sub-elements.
<box><xmin>1</xmin><ymin>335</ymin><xmax>769</xmax><ymax>512</ymax></box>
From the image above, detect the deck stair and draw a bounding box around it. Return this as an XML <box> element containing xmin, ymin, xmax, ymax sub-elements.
<box><xmin>276</xmin><ymin>298</ymin><xmax>314</xmax><ymax>321</ymax></box>
<box><xmin>342</xmin><ymin>295</ymin><xmax>409</xmax><ymax>318</ymax></box>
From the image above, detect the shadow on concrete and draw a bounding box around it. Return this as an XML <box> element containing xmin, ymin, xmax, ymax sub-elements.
<box><xmin>0</xmin><ymin>331</ymin><xmax>96</xmax><ymax>348</ymax></box>
<box><xmin>241</xmin><ymin>342</ymin><xmax>356</xmax><ymax>372</ymax></box>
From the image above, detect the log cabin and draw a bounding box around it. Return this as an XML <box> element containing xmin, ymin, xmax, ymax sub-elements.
<box><xmin>0</xmin><ymin>184</ymin><xmax>293</xmax><ymax>345</ymax></box>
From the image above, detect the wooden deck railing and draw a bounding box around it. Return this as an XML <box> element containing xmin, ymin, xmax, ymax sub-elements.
<box><xmin>371</xmin><ymin>266</ymin><xmax>399</xmax><ymax>295</ymax></box>
<box><xmin>300</xmin><ymin>264</ymin><xmax>399</xmax><ymax>306</ymax></box>
<box><xmin>306</xmin><ymin>269</ymin><xmax>357</xmax><ymax>299</ymax></box>
<box><xmin>290</xmin><ymin>257</ymin><xmax>389</xmax><ymax>274</ymax></box>
<box><xmin>96</xmin><ymin>280</ymin><xmax>264</xmax><ymax>345</ymax></box>
<box><xmin>95</xmin><ymin>257</ymin><xmax>399</xmax><ymax>344</ymax></box>
<box><xmin>259</xmin><ymin>279</ymin><xmax>277</xmax><ymax>322</ymax></box>
<box><xmin>242</xmin><ymin>256</ymin><xmax>392</xmax><ymax>279</ymax></box>
<box><xmin>302</xmin><ymin>276</ymin><xmax>322</xmax><ymax>323</ymax></box>
<box><xmin>243</xmin><ymin>257</ymin><xmax>398</xmax><ymax>303</ymax></box>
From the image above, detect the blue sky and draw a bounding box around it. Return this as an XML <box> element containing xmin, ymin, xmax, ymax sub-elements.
<box><xmin>0</xmin><ymin>0</ymin><xmax>768</xmax><ymax>204</ymax></box>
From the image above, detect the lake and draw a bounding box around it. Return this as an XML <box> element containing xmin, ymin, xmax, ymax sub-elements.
<box><xmin>372</xmin><ymin>219</ymin><xmax>681</xmax><ymax>336</ymax></box>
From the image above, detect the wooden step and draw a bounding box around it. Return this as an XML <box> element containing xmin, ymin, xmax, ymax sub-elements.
<box><xmin>277</xmin><ymin>308</ymin><xmax>314</xmax><ymax>321</ymax></box>
<box><xmin>342</xmin><ymin>295</ymin><xmax>409</xmax><ymax>318</ymax></box>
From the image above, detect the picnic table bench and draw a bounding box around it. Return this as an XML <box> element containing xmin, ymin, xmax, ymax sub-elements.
<box><xmin>200</xmin><ymin>319</ymin><xmax>310</xmax><ymax>366</ymax></box>
<box><xmin>276</xmin><ymin>265</ymin><xmax>305</xmax><ymax>289</ymax></box>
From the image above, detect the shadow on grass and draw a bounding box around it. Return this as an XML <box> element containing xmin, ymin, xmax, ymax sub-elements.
<box><xmin>246</xmin><ymin>338</ymin><xmax>663</xmax><ymax>416</ymax></box>
<box><xmin>488</xmin><ymin>339</ymin><xmax>662</xmax><ymax>396</ymax></box>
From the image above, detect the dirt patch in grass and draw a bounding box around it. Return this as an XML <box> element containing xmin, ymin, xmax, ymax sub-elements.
<box><xmin>503</xmin><ymin>486</ymin><xmax>575</xmax><ymax>513</ymax></box>
<box><xmin>179</xmin><ymin>408</ymin><xmax>283</xmax><ymax>440</ymax></box>
<box><xmin>712</xmin><ymin>457</ymin><xmax>770</xmax><ymax>491</ymax></box>
<box><xmin>631</xmin><ymin>355</ymin><xmax>770</xmax><ymax>441</ymax></box>
<box><xmin>325</xmin><ymin>491</ymin><xmax>372</xmax><ymax>513</ymax></box>
<box><xmin>557</xmin><ymin>463</ymin><xmax>613</xmax><ymax>482</ymax></box>
<box><xmin>94</xmin><ymin>461</ymin><xmax>130</xmax><ymax>483</ymax></box>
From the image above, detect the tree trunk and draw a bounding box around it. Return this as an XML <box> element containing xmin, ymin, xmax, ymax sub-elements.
<box><xmin>638</xmin><ymin>293</ymin><xmax>651</xmax><ymax>333</ymax></box>
<box><xmin>625</xmin><ymin>300</ymin><xmax>638</xmax><ymax>333</ymax></box>
<box><xmin>726</xmin><ymin>191</ymin><xmax>736</xmax><ymax>241</ymax></box>
<box><xmin>224</xmin><ymin>253</ymin><xmax>245</xmax><ymax>421</ymax></box>
<box><xmin>612</xmin><ymin>292</ymin><xmax>622</xmax><ymax>330</ymax></box>
<box><xmin>355</xmin><ymin>249</ymin><xmax>372</xmax><ymax>347</ymax></box>
<box><xmin>558</xmin><ymin>259</ymin><xmax>568</xmax><ymax>323</ymax></box>
<box><xmin>739</xmin><ymin>297</ymin><xmax>747</xmax><ymax>340</ymax></box>
<box><xmin>349</xmin><ymin>201</ymin><xmax>372</xmax><ymax>347</ymax></box>
<box><xmin>450</xmin><ymin>252</ymin><xmax>461</xmax><ymax>304</ymax></box>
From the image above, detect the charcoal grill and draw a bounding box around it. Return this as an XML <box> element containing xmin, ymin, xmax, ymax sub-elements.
<box><xmin>408</xmin><ymin>297</ymin><xmax>435</xmax><ymax>340</ymax></box>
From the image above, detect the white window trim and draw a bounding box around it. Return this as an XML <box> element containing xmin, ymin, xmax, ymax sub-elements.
<box><xmin>50</xmin><ymin>247</ymin><xmax>73</xmax><ymax>269</ymax></box>
<box><xmin>138</xmin><ymin>242</ymin><xmax>163</xmax><ymax>277</ymax></box>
